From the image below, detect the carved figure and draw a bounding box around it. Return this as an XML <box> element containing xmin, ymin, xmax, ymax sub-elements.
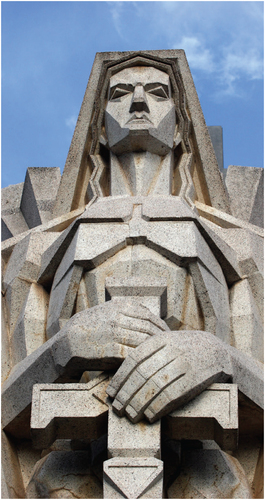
<box><xmin>2</xmin><ymin>50</ymin><xmax>263</xmax><ymax>499</ymax></box>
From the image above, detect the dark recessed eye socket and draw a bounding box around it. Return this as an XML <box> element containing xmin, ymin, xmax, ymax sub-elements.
<box><xmin>109</xmin><ymin>87</ymin><xmax>131</xmax><ymax>101</ymax></box>
<box><xmin>147</xmin><ymin>85</ymin><xmax>169</xmax><ymax>99</ymax></box>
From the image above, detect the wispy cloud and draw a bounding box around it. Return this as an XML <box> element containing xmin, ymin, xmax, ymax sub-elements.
<box><xmin>173</xmin><ymin>36</ymin><xmax>214</xmax><ymax>73</ymax></box>
<box><xmin>108</xmin><ymin>1</ymin><xmax>263</xmax><ymax>99</ymax></box>
<box><xmin>65</xmin><ymin>115</ymin><xmax>77</xmax><ymax>131</ymax></box>
<box><xmin>108</xmin><ymin>2</ymin><xmax>127</xmax><ymax>41</ymax></box>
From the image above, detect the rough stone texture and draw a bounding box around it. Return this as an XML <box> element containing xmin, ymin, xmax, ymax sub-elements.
<box><xmin>31</xmin><ymin>375</ymin><xmax>109</xmax><ymax>449</ymax></box>
<box><xmin>167</xmin><ymin>449</ymin><xmax>252</xmax><ymax>498</ymax></box>
<box><xmin>195</xmin><ymin>199</ymin><xmax>263</xmax><ymax>236</ymax></box>
<box><xmin>107</xmin><ymin>331</ymin><xmax>235</xmax><ymax>424</ymax></box>
<box><xmin>1</xmin><ymin>49</ymin><xmax>263</xmax><ymax>499</ymax></box>
<box><xmin>226</xmin><ymin>165</ymin><xmax>264</xmax><ymax>228</ymax></box>
<box><xmin>103</xmin><ymin>457</ymin><xmax>163</xmax><ymax>499</ymax></box>
<box><xmin>46</xmin><ymin>264</ymin><xmax>83</xmax><ymax>338</ymax></box>
<box><xmin>108</xmin><ymin>406</ymin><xmax>161</xmax><ymax>459</ymax></box>
<box><xmin>2</xmin><ymin>431</ymin><xmax>25</xmax><ymax>499</ymax></box>
<box><xmin>53</xmin><ymin>50</ymin><xmax>231</xmax><ymax>217</ymax></box>
<box><xmin>26</xmin><ymin>451</ymin><xmax>103</xmax><ymax>499</ymax></box>
<box><xmin>208</xmin><ymin>126</ymin><xmax>224</xmax><ymax>175</ymax></box>
<box><xmin>1</xmin><ymin>183</ymin><xmax>29</xmax><ymax>241</ymax></box>
<box><xmin>2</xmin><ymin>301</ymin><xmax>168</xmax><ymax>434</ymax></box>
<box><xmin>106</xmin><ymin>276</ymin><xmax>167</xmax><ymax>318</ymax></box>
<box><xmin>2</xmin><ymin>293</ymin><xmax>11</xmax><ymax>383</ymax></box>
<box><xmin>11</xmin><ymin>283</ymin><xmax>49</xmax><ymax>365</ymax></box>
<box><xmin>20</xmin><ymin>167</ymin><xmax>61</xmax><ymax>229</ymax></box>
<box><xmin>165</xmin><ymin>383</ymin><xmax>238</xmax><ymax>450</ymax></box>
<box><xmin>230</xmin><ymin>278</ymin><xmax>263</xmax><ymax>362</ymax></box>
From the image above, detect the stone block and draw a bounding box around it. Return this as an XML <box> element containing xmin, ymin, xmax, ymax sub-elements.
<box><xmin>189</xmin><ymin>260</ymin><xmax>230</xmax><ymax>343</ymax></box>
<box><xmin>226</xmin><ymin>165</ymin><xmax>264</xmax><ymax>228</ymax></box>
<box><xmin>230</xmin><ymin>279</ymin><xmax>263</xmax><ymax>362</ymax></box>
<box><xmin>31</xmin><ymin>375</ymin><xmax>109</xmax><ymax>449</ymax></box>
<box><xmin>75</xmin><ymin>276</ymin><xmax>90</xmax><ymax>312</ymax></box>
<box><xmin>105</xmin><ymin>276</ymin><xmax>167</xmax><ymax>317</ymax></box>
<box><xmin>1</xmin><ymin>182</ymin><xmax>29</xmax><ymax>240</ymax></box>
<box><xmin>2</xmin><ymin>430</ymin><xmax>25</xmax><ymax>499</ymax></box>
<box><xmin>165</xmin><ymin>383</ymin><xmax>238</xmax><ymax>450</ymax></box>
<box><xmin>196</xmin><ymin>217</ymin><xmax>242</xmax><ymax>285</ymax></box>
<box><xmin>20</xmin><ymin>167</ymin><xmax>61</xmax><ymax>229</ymax></box>
<box><xmin>2</xmin><ymin>294</ymin><xmax>11</xmax><ymax>383</ymax></box>
<box><xmin>3</xmin><ymin>231</ymin><xmax>59</xmax><ymax>290</ymax></box>
<box><xmin>195</xmin><ymin>200</ymin><xmax>263</xmax><ymax>236</ymax></box>
<box><xmin>110</xmin><ymin>150</ymin><xmax>173</xmax><ymax>196</ymax></box>
<box><xmin>10</xmin><ymin>283</ymin><xmax>49</xmax><ymax>366</ymax></box>
<box><xmin>4</xmin><ymin>277</ymin><xmax>32</xmax><ymax>336</ymax></box>
<box><xmin>146</xmin><ymin>220</ymin><xmax>226</xmax><ymax>287</ymax></box>
<box><xmin>103</xmin><ymin>457</ymin><xmax>163</xmax><ymax>499</ymax></box>
<box><xmin>208</xmin><ymin>227</ymin><xmax>263</xmax><ymax>277</ymax></box>
<box><xmin>167</xmin><ymin>449</ymin><xmax>252</xmax><ymax>498</ymax></box>
<box><xmin>49</xmin><ymin>222</ymin><xmax>129</xmax><ymax>292</ymax></box>
<box><xmin>80</xmin><ymin>195</ymin><xmax>134</xmax><ymax>222</ymax></box>
<box><xmin>141</xmin><ymin>195</ymin><xmax>198</xmax><ymax>221</ymax></box>
<box><xmin>208</xmin><ymin>125</ymin><xmax>224</xmax><ymax>173</ymax></box>
<box><xmin>229</xmin><ymin>345</ymin><xmax>264</xmax><ymax>411</ymax></box>
<box><xmin>108</xmin><ymin>406</ymin><xmax>161</xmax><ymax>458</ymax></box>
<box><xmin>46</xmin><ymin>264</ymin><xmax>83</xmax><ymax>338</ymax></box>
<box><xmin>26</xmin><ymin>451</ymin><xmax>103</xmax><ymax>499</ymax></box>
<box><xmin>38</xmin><ymin>220</ymin><xmax>77</xmax><ymax>287</ymax></box>
<box><xmin>3</xmin><ymin>300</ymin><xmax>163</xmax><ymax>433</ymax></box>
<box><xmin>83</xmin><ymin>244</ymin><xmax>203</xmax><ymax>330</ymax></box>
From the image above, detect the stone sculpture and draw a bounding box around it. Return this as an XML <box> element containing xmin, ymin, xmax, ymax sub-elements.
<box><xmin>2</xmin><ymin>50</ymin><xmax>263</xmax><ymax>499</ymax></box>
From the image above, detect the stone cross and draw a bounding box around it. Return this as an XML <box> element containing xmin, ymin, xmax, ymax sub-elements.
<box><xmin>30</xmin><ymin>277</ymin><xmax>238</xmax><ymax>498</ymax></box>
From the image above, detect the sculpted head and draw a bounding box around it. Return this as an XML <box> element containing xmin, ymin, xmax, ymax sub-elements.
<box><xmin>105</xmin><ymin>66</ymin><xmax>176</xmax><ymax>156</ymax></box>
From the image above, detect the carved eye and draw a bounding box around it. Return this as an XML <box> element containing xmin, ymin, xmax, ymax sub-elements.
<box><xmin>109</xmin><ymin>87</ymin><xmax>131</xmax><ymax>101</ymax></box>
<box><xmin>147</xmin><ymin>86</ymin><xmax>169</xmax><ymax>99</ymax></box>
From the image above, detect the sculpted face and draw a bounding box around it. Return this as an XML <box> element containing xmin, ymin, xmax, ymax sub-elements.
<box><xmin>105</xmin><ymin>66</ymin><xmax>176</xmax><ymax>155</ymax></box>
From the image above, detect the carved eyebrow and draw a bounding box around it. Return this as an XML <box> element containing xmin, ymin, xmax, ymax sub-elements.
<box><xmin>109</xmin><ymin>83</ymin><xmax>134</xmax><ymax>100</ymax></box>
<box><xmin>144</xmin><ymin>83</ymin><xmax>170</xmax><ymax>97</ymax></box>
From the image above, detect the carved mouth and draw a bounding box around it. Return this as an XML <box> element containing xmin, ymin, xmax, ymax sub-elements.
<box><xmin>126</xmin><ymin>114</ymin><xmax>153</xmax><ymax>125</ymax></box>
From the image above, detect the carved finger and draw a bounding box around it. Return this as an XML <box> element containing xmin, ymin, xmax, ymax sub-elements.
<box><xmin>106</xmin><ymin>335</ymin><xmax>166</xmax><ymax>399</ymax></box>
<box><xmin>115</xmin><ymin>313</ymin><xmax>165</xmax><ymax>336</ymax></box>
<box><xmin>113</xmin><ymin>326</ymin><xmax>152</xmax><ymax>347</ymax></box>
<box><xmin>124</xmin><ymin>357</ymin><xmax>189</xmax><ymax>423</ymax></box>
<box><xmin>116</xmin><ymin>301</ymin><xmax>169</xmax><ymax>331</ymax></box>
<box><xmin>144</xmin><ymin>367</ymin><xmax>226</xmax><ymax>423</ymax></box>
<box><xmin>111</xmin><ymin>343</ymin><xmax>183</xmax><ymax>416</ymax></box>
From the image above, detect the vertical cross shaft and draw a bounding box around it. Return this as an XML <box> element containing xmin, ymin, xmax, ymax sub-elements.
<box><xmin>103</xmin><ymin>277</ymin><xmax>167</xmax><ymax>498</ymax></box>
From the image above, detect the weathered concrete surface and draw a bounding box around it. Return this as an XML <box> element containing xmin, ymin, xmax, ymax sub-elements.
<box><xmin>168</xmin><ymin>449</ymin><xmax>252</xmax><ymax>498</ymax></box>
<box><xmin>103</xmin><ymin>457</ymin><xmax>163</xmax><ymax>499</ymax></box>
<box><xmin>226</xmin><ymin>165</ymin><xmax>264</xmax><ymax>228</ymax></box>
<box><xmin>1</xmin><ymin>49</ymin><xmax>263</xmax><ymax>500</ymax></box>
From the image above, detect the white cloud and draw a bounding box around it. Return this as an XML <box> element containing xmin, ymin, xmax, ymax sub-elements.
<box><xmin>65</xmin><ymin>115</ymin><xmax>77</xmax><ymax>131</ymax></box>
<box><xmin>173</xmin><ymin>36</ymin><xmax>215</xmax><ymax>73</ymax></box>
<box><xmin>108</xmin><ymin>2</ymin><xmax>127</xmax><ymax>41</ymax></box>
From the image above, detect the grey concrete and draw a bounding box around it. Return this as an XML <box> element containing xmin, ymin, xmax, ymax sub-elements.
<box><xmin>208</xmin><ymin>126</ymin><xmax>224</xmax><ymax>174</ymax></box>
<box><xmin>20</xmin><ymin>167</ymin><xmax>61</xmax><ymax>229</ymax></box>
<box><xmin>31</xmin><ymin>375</ymin><xmax>109</xmax><ymax>449</ymax></box>
<box><xmin>226</xmin><ymin>165</ymin><xmax>264</xmax><ymax>228</ymax></box>
<box><xmin>166</xmin><ymin>383</ymin><xmax>238</xmax><ymax>450</ymax></box>
<box><xmin>168</xmin><ymin>449</ymin><xmax>252</xmax><ymax>498</ymax></box>
<box><xmin>103</xmin><ymin>457</ymin><xmax>163</xmax><ymax>499</ymax></box>
<box><xmin>26</xmin><ymin>451</ymin><xmax>103</xmax><ymax>499</ymax></box>
<box><xmin>1</xmin><ymin>183</ymin><xmax>29</xmax><ymax>241</ymax></box>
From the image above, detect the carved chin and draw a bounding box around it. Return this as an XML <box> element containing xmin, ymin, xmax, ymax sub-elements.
<box><xmin>109</xmin><ymin>130</ymin><xmax>173</xmax><ymax>156</ymax></box>
<box><xmin>105</xmin><ymin>109</ymin><xmax>176</xmax><ymax>156</ymax></box>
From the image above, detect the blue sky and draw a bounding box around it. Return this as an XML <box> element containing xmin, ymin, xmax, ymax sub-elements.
<box><xmin>1</xmin><ymin>1</ymin><xmax>264</xmax><ymax>188</ymax></box>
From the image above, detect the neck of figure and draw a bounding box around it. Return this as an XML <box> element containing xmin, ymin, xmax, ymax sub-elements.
<box><xmin>110</xmin><ymin>150</ymin><xmax>174</xmax><ymax>197</ymax></box>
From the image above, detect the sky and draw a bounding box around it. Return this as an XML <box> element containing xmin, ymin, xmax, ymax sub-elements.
<box><xmin>1</xmin><ymin>1</ymin><xmax>264</xmax><ymax>188</ymax></box>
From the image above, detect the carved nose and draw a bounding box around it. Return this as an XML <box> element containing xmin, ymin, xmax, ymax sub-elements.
<box><xmin>129</xmin><ymin>85</ymin><xmax>150</xmax><ymax>113</ymax></box>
